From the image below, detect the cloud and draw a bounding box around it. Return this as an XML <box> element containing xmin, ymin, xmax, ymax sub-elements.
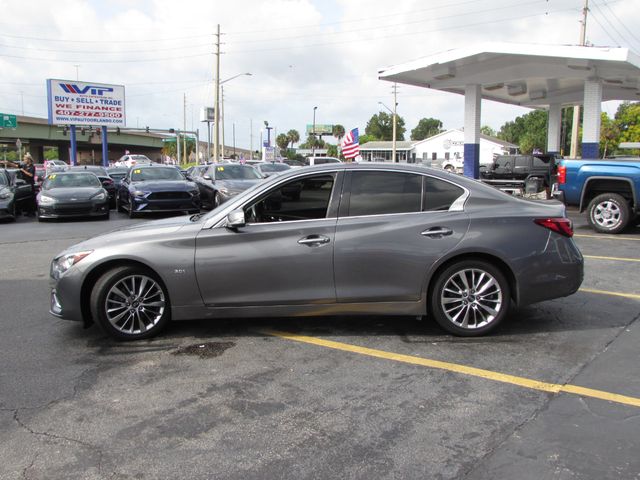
<box><xmin>0</xmin><ymin>0</ymin><xmax>637</xmax><ymax>148</ymax></box>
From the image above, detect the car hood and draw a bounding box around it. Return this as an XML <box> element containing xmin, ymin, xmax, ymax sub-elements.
<box><xmin>65</xmin><ymin>215</ymin><xmax>196</xmax><ymax>253</ymax></box>
<box><xmin>40</xmin><ymin>187</ymin><xmax>104</xmax><ymax>200</ymax></box>
<box><xmin>216</xmin><ymin>179</ymin><xmax>262</xmax><ymax>192</ymax></box>
<box><xmin>130</xmin><ymin>180</ymin><xmax>196</xmax><ymax>191</ymax></box>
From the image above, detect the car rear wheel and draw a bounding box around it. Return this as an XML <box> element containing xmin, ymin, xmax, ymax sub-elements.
<box><xmin>116</xmin><ymin>194</ymin><xmax>125</xmax><ymax>213</ymax></box>
<box><xmin>587</xmin><ymin>193</ymin><xmax>630</xmax><ymax>234</ymax></box>
<box><xmin>430</xmin><ymin>260</ymin><xmax>510</xmax><ymax>336</ymax></box>
<box><xmin>90</xmin><ymin>266</ymin><xmax>170</xmax><ymax>340</ymax></box>
<box><xmin>213</xmin><ymin>192</ymin><xmax>223</xmax><ymax>209</ymax></box>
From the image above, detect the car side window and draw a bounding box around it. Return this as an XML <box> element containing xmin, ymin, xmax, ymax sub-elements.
<box><xmin>244</xmin><ymin>174</ymin><xmax>335</xmax><ymax>223</ymax></box>
<box><xmin>423</xmin><ymin>177</ymin><xmax>464</xmax><ymax>211</ymax></box>
<box><xmin>347</xmin><ymin>171</ymin><xmax>422</xmax><ymax>216</ymax></box>
<box><xmin>515</xmin><ymin>156</ymin><xmax>530</xmax><ymax>168</ymax></box>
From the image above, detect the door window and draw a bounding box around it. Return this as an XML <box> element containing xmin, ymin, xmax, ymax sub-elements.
<box><xmin>515</xmin><ymin>156</ymin><xmax>530</xmax><ymax>168</ymax></box>
<box><xmin>347</xmin><ymin>171</ymin><xmax>422</xmax><ymax>216</ymax></box>
<box><xmin>244</xmin><ymin>174</ymin><xmax>335</xmax><ymax>223</ymax></box>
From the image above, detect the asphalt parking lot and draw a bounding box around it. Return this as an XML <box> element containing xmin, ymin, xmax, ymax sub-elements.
<box><xmin>1</xmin><ymin>209</ymin><xmax>639</xmax><ymax>480</ymax></box>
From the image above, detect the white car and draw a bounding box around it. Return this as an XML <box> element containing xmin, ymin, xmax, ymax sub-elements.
<box><xmin>115</xmin><ymin>154</ymin><xmax>153</xmax><ymax>168</ymax></box>
<box><xmin>304</xmin><ymin>156</ymin><xmax>342</xmax><ymax>166</ymax></box>
<box><xmin>441</xmin><ymin>157</ymin><xmax>464</xmax><ymax>174</ymax></box>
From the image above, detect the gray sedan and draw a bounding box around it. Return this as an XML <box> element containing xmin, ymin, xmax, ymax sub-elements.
<box><xmin>49</xmin><ymin>163</ymin><xmax>583</xmax><ymax>340</ymax></box>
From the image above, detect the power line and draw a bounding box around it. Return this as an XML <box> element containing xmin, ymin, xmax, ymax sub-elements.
<box><xmin>595</xmin><ymin>0</ymin><xmax>640</xmax><ymax>48</ymax></box>
<box><xmin>0</xmin><ymin>51</ymin><xmax>214</xmax><ymax>64</ymax></box>
<box><xmin>226</xmin><ymin>7</ymin><xmax>579</xmax><ymax>55</ymax></box>
<box><xmin>589</xmin><ymin>4</ymin><xmax>626</xmax><ymax>46</ymax></box>
<box><xmin>0</xmin><ymin>42</ymin><xmax>214</xmax><ymax>55</ymax></box>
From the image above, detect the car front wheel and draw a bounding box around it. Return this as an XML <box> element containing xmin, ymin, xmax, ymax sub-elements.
<box><xmin>90</xmin><ymin>266</ymin><xmax>170</xmax><ymax>340</ymax></box>
<box><xmin>430</xmin><ymin>260</ymin><xmax>510</xmax><ymax>336</ymax></box>
<box><xmin>587</xmin><ymin>193</ymin><xmax>630</xmax><ymax>234</ymax></box>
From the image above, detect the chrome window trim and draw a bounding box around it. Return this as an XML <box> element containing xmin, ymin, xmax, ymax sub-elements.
<box><xmin>346</xmin><ymin>168</ymin><xmax>469</xmax><ymax>215</ymax></box>
<box><xmin>211</xmin><ymin>170</ymin><xmax>340</xmax><ymax>229</ymax></box>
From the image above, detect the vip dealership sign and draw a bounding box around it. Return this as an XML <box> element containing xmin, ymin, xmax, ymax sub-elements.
<box><xmin>46</xmin><ymin>79</ymin><xmax>126</xmax><ymax>127</ymax></box>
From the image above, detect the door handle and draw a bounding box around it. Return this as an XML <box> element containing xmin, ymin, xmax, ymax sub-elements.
<box><xmin>421</xmin><ymin>227</ymin><xmax>453</xmax><ymax>238</ymax></box>
<box><xmin>298</xmin><ymin>235</ymin><xmax>330</xmax><ymax>246</ymax></box>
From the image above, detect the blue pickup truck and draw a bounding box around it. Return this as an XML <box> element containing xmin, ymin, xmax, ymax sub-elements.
<box><xmin>553</xmin><ymin>157</ymin><xmax>640</xmax><ymax>234</ymax></box>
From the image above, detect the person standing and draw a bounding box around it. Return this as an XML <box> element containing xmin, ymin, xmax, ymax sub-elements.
<box><xmin>8</xmin><ymin>154</ymin><xmax>36</xmax><ymax>216</ymax></box>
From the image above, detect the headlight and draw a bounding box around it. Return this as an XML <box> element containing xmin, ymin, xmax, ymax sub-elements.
<box><xmin>39</xmin><ymin>194</ymin><xmax>56</xmax><ymax>205</ymax></box>
<box><xmin>91</xmin><ymin>192</ymin><xmax>107</xmax><ymax>201</ymax></box>
<box><xmin>50</xmin><ymin>251</ymin><xmax>93</xmax><ymax>280</ymax></box>
<box><xmin>0</xmin><ymin>192</ymin><xmax>11</xmax><ymax>200</ymax></box>
<box><xmin>133</xmin><ymin>190</ymin><xmax>149</xmax><ymax>197</ymax></box>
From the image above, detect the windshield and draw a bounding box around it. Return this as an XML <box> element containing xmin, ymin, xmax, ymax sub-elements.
<box><xmin>131</xmin><ymin>155</ymin><xmax>151</xmax><ymax>162</ymax></box>
<box><xmin>260</xmin><ymin>163</ymin><xmax>290</xmax><ymax>173</ymax></box>
<box><xmin>131</xmin><ymin>167</ymin><xmax>183</xmax><ymax>181</ymax></box>
<box><xmin>211</xmin><ymin>165</ymin><xmax>262</xmax><ymax>180</ymax></box>
<box><xmin>44</xmin><ymin>173</ymin><xmax>101</xmax><ymax>189</ymax></box>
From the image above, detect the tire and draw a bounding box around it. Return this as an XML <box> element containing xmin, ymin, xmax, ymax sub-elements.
<box><xmin>116</xmin><ymin>194</ymin><xmax>125</xmax><ymax>213</ymax></box>
<box><xmin>587</xmin><ymin>193</ymin><xmax>630</xmax><ymax>234</ymax></box>
<box><xmin>102</xmin><ymin>210</ymin><xmax>110</xmax><ymax>221</ymax></box>
<box><xmin>444</xmin><ymin>165</ymin><xmax>455</xmax><ymax>173</ymax></box>
<box><xmin>429</xmin><ymin>260</ymin><xmax>510</xmax><ymax>336</ymax></box>
<box><xmin>213</xmin><ymin>192</ymin><xmax>223</xmax><ymax>209</ymax></box>
<box><xmin>9</xmin><ymin>202</ymin><xmax>17</xmax><ymax>221</ymax></box>
<box><xmin>128</xmin><ymin>196</ymin><xmax>138</xmax><ymax>219</ymax></box>
<box><xmin>90</xmin><ymin>266</ymin><xmax>170</xmax><ymax>340</ymax></box>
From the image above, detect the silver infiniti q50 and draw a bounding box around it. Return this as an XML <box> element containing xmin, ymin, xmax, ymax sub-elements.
<box><xmin>49</xmin><ymin>163</ymin><xmax>584</xmax><ymax>340</ymax></box>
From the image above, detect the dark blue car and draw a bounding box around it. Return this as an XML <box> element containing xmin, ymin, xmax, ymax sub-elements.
<box><xmin>116</xmin><ymin>165</ymin><xmax>201</xmax><ymax>218</ymax></box>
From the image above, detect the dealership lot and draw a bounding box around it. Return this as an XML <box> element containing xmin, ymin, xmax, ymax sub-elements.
<box><xmin>1</xmin><ymin>210</ymin><xmax>639</xmax><ymax>479</ymax></box>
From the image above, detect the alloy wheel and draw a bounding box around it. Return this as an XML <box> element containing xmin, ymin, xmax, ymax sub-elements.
<box><xmin>104</xmin><ymin>274</ymin><xmax>165</xmax><ymax>334</ymax></box>
<box><xmin>593</xmin><ymin>200</ymin><xmax>622</xmax><ymax>229</ymax></box>
<box><xmin>440</xmin><ymin>268</ymin><xmax>503</xmax><ymax>329</ymax></box>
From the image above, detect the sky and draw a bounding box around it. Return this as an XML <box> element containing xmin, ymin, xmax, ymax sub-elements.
<box><xmin>1</xmin><ymin>0</ymin><xmax>639</xmax><ymax>150</ymax></box>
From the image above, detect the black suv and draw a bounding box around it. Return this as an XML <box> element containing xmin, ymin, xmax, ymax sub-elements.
<box><xmin>481</xmin><ymin>154</ymin><xmax>559</xmax><ymax>194</ymax></box>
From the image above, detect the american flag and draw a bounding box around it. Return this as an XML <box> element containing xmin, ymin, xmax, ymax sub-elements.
<box><xmin>341</xmin><ymin>128</ymin><xmax>360</xmax><ymax>159</ymax></box>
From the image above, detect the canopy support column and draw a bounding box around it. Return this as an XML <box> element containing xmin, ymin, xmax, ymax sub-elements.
<box><xmin>463</xmin><ymin>84</ymin><xmax>481</xmax><ymax>179</ymax></box>
<box><xmin>582</xmin><ymin>79</ymin><xmax>602</xmax><ymax>159</ymax></box>
<box><xmin>547</xmin><ymin>103</ymin><xmax>562</xmax><ymax>155</ymax></box>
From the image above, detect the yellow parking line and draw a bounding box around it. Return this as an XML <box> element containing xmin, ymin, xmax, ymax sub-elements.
<box><xmin>575</xmin><ymin>233</ymin><xmax>640</xmax><ymax>241</ymax></box>
<box><xmin>265</xmin><ymin>330</ymin><xmax>640</xmax><ymax>408</ymax></box>
<box><xmin>579</xmin><ymin>288</ymin><xmax>640</xmax><ymax>300</ymax></box>
<box><xmin>583</xmin><ymin>255</ymin><xmax>640</xmax><ymax>263</ymax></box>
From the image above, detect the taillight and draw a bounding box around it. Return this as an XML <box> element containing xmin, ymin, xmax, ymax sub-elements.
<box><xmin>534</xmin><ymin>218</ymin><xmax>573</xmax><ymax>237</ymax></box>
<box><xmin>557</xmin><ymin>165</ymin><xmax>566</xmax><ymax>184</ymax></box>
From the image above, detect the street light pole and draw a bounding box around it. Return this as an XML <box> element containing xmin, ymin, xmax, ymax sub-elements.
<box><xmin>392</xmin><ymin>83</ymin><xmax>398</xmax><ymax>163</ymax></box>
<box><xmin>213</xmin><ymin>24</ymin><xmax>221</xmax><ymax>163</ymax></box>
<box><xmin>311</xmin><ymin>106</ymin><xmax>318</xmax><ymax>159</ymax></box>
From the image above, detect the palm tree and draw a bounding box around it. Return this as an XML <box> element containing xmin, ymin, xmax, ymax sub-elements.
<box><xmin>332</xmin><ymin>124</ymin><xmax>346</xmax><ymax>144</ymax></box>
<box><xmin>287</xmin><ymin>129</ymin><xmax>300</xmax><ymax>149</ymax></box>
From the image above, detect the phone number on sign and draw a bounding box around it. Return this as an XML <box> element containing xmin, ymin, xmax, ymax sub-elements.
<box><xmin>55</xmin><ymin>110</ymin><xmax>123</xmax><ymax>118</ymax></box>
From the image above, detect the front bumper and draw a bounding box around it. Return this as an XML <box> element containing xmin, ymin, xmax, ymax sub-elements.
<box><xmin>49</xmin><ymin>266</ymin><xmax>85</xmax><ymax>322</ymax></box>
<box><xmin>38</xmin><ymin>201</ymin><xmax>109</xmax><ymax>219</ymax></box>
<box><xmin>131</xmin><ymin>193</ymin><xmax>200</xmax><ymax>213</ymax></box>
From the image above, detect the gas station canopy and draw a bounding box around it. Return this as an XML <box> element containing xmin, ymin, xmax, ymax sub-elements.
<box><xmin>378</xmin><ymin>43</ymin><xmax>640</xmax><ymax>108</ymax></box>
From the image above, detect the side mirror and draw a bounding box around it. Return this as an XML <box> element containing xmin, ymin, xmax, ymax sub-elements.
<box><xmin>203</xmin><ymin>175</ymin><xmax>212</xmax><ymax>181</ymax></box>
<box><xmin>226</xmin><ymin>209</ymin><xmax>245</xmax><ymax>229</ymax></box>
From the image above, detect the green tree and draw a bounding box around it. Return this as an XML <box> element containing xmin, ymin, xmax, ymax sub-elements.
<box><xmin>498</xmin><ymin>110</ymin><xmax>547</xmax><ymax>154</ymax></box>
<box><xmin>365</xmin><ymin>111</ymin><xmax>406</xmax><ymax>141</ymax></box>
<box><xmin>299</xmin><ymin>134</ymin><xmax>326</xmax><ymax>149</ymax></box>
<box><xmin>615</xmin><ymin>101</ymin><xmax>640</xmax><ymax>144</ymax></box>
<box><xmin>358</xmin><ymin>134</ymin><xmax>376</xmax><ymax>145</ymax></box>
<box><xmin>480</xmin><ymin>125</ymin><xmax>496</xmax><ymax>137</ymax></box>
<box><xmin>600</xmin><ymin>112</ymin><xmax>620</xmax><ymax>157</ymax></box>
<box><xmin>276</xmin><ymin>133</ymin><xmax>290</xmax><ymax>151</ymax></box>
<box><xmin>332</xmin><ymin>124</ymin><xmax>345</xmax><ymax>143</ymax></box>
<box><xmin>326</xmin><ymin>144</ymin><xmax>339</xmax><ymax>157</ymax></box>
<box><xmin>44</xmin><ymin>147</ymin><xmax>59</xmax><ymax>160</ymax></box>
<box><xmin>410</xmin><ymin>117</ymin><xmax>443</xmax><ymax>140</ymax></box>
<box><xmin>286</xmin><ymin>129</ymin><xmax>300</xmax><ymax>148</ymax></box>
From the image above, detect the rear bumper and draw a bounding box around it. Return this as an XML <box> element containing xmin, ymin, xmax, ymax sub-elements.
<box><xmin>551</xmin><ymin>183</ymin><xmax>566</xmax><ymax>204</ymax></box>
<box><xmin>516</xmin><ymin>234</ymin><xmax>584</xmax><ymax>306</ymax></box>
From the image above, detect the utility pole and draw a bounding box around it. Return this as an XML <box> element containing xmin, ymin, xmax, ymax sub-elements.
<box><xmin>233</xmin><ymin>122</ymin><xmax>236</xmax><ymax>158</ymax></box>
<box><xmin>213</xmin><ymin>24</ymin><xmax>221</xmax><ymax>163</ymax></box>
<box><xmin>183</xmin><ymin>93</ymin><xmax>187</xmax><ymax>164</ymax></box>
<box><xmin>250</xmin><ymin>118</ymin><xmax>253</xmax><ymax>159</ymax></box>
<box><xmin>392</xmin><ymin>83</ymin><xmax>398</xmax><ymax>163</ymax></box>
<box><xmin>221</xmin><ymin>85</ymin><xmax>225</xmax><ymax>160</ymax></box>
<box><xmin>570</xmin><ymin>0</ymin><xmax>589</xmax><ymax>158</ymax></box>
<box><xmin>311</xmin><ymin>106</ymin><xmax>317</xmax><ymax>159</ymax></box>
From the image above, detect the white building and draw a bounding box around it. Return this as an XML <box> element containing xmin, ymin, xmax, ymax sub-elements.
<box><xmin>359</xmin><ymin>129</ymin><xmax>517</xmax><ymax>165</ymax></box>
<box><xmin>411</xmin><ymin>129</ymin><xmax>517</xmax><ymax>165</ymax></box>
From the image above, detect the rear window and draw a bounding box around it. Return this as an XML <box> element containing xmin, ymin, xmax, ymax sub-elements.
<box><xmin>348</xmin><ymin>171</ymin><xmax>422</xmax><ymax>216</ymax></box>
